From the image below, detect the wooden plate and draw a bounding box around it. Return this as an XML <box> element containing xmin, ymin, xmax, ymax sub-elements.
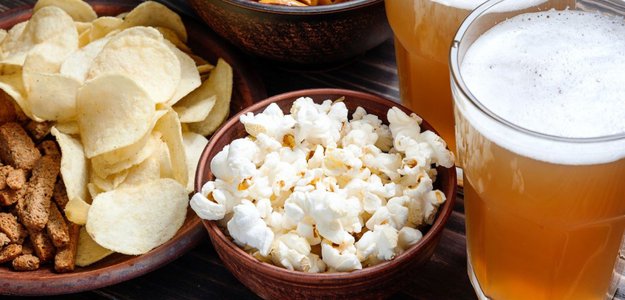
<box><xmin>0</xmin><ymin>0</ymin><xmax>266</xmax><ymax>296</ymax></box>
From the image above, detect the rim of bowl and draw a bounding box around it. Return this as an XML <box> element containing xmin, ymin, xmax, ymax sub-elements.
<box><xmin>217</xmin><ymin>0</ymin><xmax>382</xmax><ymax>15</ymax></box>
<box><xmin>195</xmin><ymin>88</ymin><xmax>457</xmax><ymax>282</ymax></box>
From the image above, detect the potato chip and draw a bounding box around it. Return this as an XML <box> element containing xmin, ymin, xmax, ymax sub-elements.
<box><xmin>154</xmin><ymin>109</ymin><xmax>188</xmax><ymax>187</ymax></box>
<box><xmin>108</xmin><ymin>25</ymin><xmax>162</xmax><ymax>41</ymax></box>
<box><xmin>60</xmin><ymin>36</ymin><xmax>110</xmax><ymax>82</ymax></box>
<box><xmin>118</xmin><ymin>154</ymin><xmax>161</xmax><ymax>189</ymax></box>
<box><xmin>188</xmin><ymin>58</ymin><xmax>233</xmax><ymax>136</ymax></box>
<box><xmin>91</xmin><ymin>168</ymin><xmax>128</xmax><ymax>192</ymax></box>
<box><xmin>0</xmin><ymin>21</ymin><xmax>27</xmax><ymax>64</ymax></box>
<box><xmin>0</xmin><ymin>63</ymin><xmax>35</xmax><ymax>121</ymax></box>
<box><xmin>121</xmin><ymin>1</ymin><xmax>187</xmax><ymax>42</ymax></box>
<box><xmin>23</xmin><ymin>43</ymin><xmax>72</xmax><ymax>74</ymax></box>
<box><xmin>54</xmin><ymin>121</ymin><xmax>79</xmax><ymax>135</ymax></box>
<box><xmin>156</xmin><ymin>139</ymin><xmax>173</xmax><ymax>179</ymax></box>
<box><xmin>197</xmin><ymin>64</ymin><xmax>214</xmax><ymax>75</ymax></box>
<box><xmin>0</xmin><ymin>63</ymin><xmax>25</xmax><ymax>98</ymax></box>
<box><xmin>86</xmin><ymin>31</ymin><xmax>180</xmax><ymax>103</ymax></box>
<box><xmin>26</xmin><ymin>73</ymin><xmax>81</xmax><ymax>121</ymax></box>
<box><xmin>77</xmin><ymin>28</ymin><xmax>91</xmax><ymax>47</ymax></box>
<box><xmin>51</xmin><ymin>127</ymin><xmax>89</xmax><ymax>204</ymax></box>
<box><xmin>76</xmin><ymin>227</ymin><xmax>113</xmax><ymax>267</ymax></box>
<box><xmin>174</xmin><ymin>95</ymin><xmax>216</xmax><ymax>123</ymax></box>
<box><xmin>156</xmin><ymin>27</ymin><xmax>190</xmax><ymax>53</ymax></box>
<box><xmin>2</xmin><ymin>7</ymin><xmax>77</xmax><ymax>68</ymax></box>
<box><xmin>188</xmin><ymin>53</ymin><xmax>208</xmax><ymax>66</ymax></box>
<box><xmin>76</xmin><ymin>74</ymin><xmax>155</xmax><ymax>158</ymax></box>
<box><xmin>182</xmin><ymin>132</ymin><xmax>208</xmax><ymax>192</ymax></box>
<box><xmin>64</xmin><ymin>194</ymin><xmax>90</xmax><ymax>225</ymax></box>
<box><xmin>74</xmin><ymin>21</ymin><xmax>92</xmax><ymax>35</ymax></box>
<box><xmin>90</xmin><ymin>132</ymin><xmax>161</xmax><ymax>179</ymax></box>
<box><xmin>34</xmin><ymin>0</ymin><xmax>97</xmax><ymax>22</ymax></box>
<box><xmin>0</xmin><ymin>28</ymin><xmax>8</xmax><ymax>45</ymax></box>
<box><xmin>18</xmin><ymin>7</ymin><xmax>78</xmax><ymax>63</ymax></box>
<box><xmin>165</xmin><ymin>40</ymin><xmax>200</xmax><ymax>106</ymax></box>
<box><xmin>87</xmin><ymin>182</ymin><xmax>103</xmax><ymax>200</ymax></box>
<box><xmin>51</xmin><ymin>127</ymin><xmax>91</xmax><ymax>225</ymax></box>
<box><xmin>89</xmin><ymin>16</ymin><xmax>123</xmax><ymax>42</ymax></box>
<box><xmin>86</xmin><ymin>178</ymin><xmax>189</xmax><ymax>255</ymax></box>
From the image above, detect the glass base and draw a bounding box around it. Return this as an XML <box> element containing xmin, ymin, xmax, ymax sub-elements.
<box><xmin>467</xmin><ymin>259</ymin><xmax>621</xmax><ymax>300</ymax></box>
<box><xmin>467</xmin><ymin>259</ymin><xmax>489</xmax><ymax>300</ymax></box>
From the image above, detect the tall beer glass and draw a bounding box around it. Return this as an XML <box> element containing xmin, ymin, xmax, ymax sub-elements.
<box><xmin>385</xmin><ymin>0</ymin><xmax>487</xmax><ymax>154</ymax></box>
<box><xmin>451</xmin><ymin>0</ymin><xmax>625</xmax><ymax>299</ymax></box>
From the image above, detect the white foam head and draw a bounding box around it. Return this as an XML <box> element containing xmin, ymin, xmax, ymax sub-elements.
<box><xmin>458</xmin><ymin>10</ymin><xmax>625</xmax><ymax>165</ymax></box>
<box><xmin>432</xmin><ymin>0</ymin><xmax>546</xmax><ymax>11</ymax></box>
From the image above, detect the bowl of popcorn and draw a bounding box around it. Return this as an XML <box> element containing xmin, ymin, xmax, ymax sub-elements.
<box><xmin>191</xmin><ymin>88</ymin><xmax>457</xmax><ymax>299</ymax></box>
<box><xmin>187</xmin><ymin>0</ymin><xmax>391</xmax><ymax>65</ymax></box>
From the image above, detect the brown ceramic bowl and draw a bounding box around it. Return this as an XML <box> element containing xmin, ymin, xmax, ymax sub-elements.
<box><xmin>195</xmin><ymin>88</ymin><xmax>457</xmax><ymax>299</ymax></box>
<box><xmin>0</xmin><ymin>0</ymin><xmax>266</xmax><ymax>296</ymax></box>
<box><xmin>187</xmin><ymin>0</ymin><xmax>392</xmax><ymax>65</ymax></box>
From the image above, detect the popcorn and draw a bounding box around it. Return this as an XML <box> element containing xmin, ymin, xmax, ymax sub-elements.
<box><xmin>388</xmin><ymin>107</ymin><xmax>422</xmax><ymax>142</ymax></box>
<box><xmin>397</xmin><ymin>227</ymin><xmax>423</xmax><ymax>253</ymax></box>
<box><xmin>366</xmin><ymin>196</ymin><xmax>409</xmax><ymax>231</ymax></box>
<box><xmin>255</xmin><ymin>133</ymin><xmax>282</xmax><ymax>154</ymax></box>
<box><xmin>240</xmin><ymin>103</ymin><xmax>296</xmax><ymax>141</ymax></box>
<box><xmin>227</xmin><ymin>200</ymin><xmax>274</xmax><ymax>256</ymax></box>
<box><xmin>227</xmin><ymin>138</ymin><xmax>261</xmax><ymax>182</ymax></box>
<box><xmin>362</xmin><ymin>145</ymin><xmax>402</xmax><ymax>181</ymax></box>
<box><xmin>191</xmin><ymin>97</ymin><xmax>454</xmax><ymax>273</ymax></box>
<box><xmin>352</xmin><ymin>107</ymin><xmax>393</xmax><ymax>151</ymax></box>
<box><xmin>321</xmin><ymin>240</ymin><xmax>362</xmax><ymax>272</ymax></box>
<box><xmin>356</xmin><ymin>224</ymin><xmax>399</xmax><ymax>263</ymax></box>
<box><xmin>269</xmin><ymin>232</ymin><xmax>327</xmax><ymax>273</ymax></box>
<box><xmin>296</xmin><ymin>220</ymin><xmax>321</xmax><ymax>245</ymax></box>
<box><xmin>190</xmin><ymin>192</ymin><xmax>226</xmax><ymax>221</ymax></box>
<box><xmin>291</xmin><ymin>98</ymin><xmax>347</xmax><ymax>147</ymax></box>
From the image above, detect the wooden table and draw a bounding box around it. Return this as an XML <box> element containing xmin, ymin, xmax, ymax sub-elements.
<box><xmin>1</xmin><ymin>1</ymin><xmax>624</xmax><ymax>299</ymax></box>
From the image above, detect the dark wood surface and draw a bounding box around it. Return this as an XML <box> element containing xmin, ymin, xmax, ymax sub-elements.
<box><xmin>0</xmin><ymin>0</ymin><xmax>623</xmax><ymax>299</ymax></box>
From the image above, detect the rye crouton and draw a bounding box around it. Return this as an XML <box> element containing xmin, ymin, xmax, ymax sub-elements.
<box><xmin>0</xmin><ymin>165</ymin><xmax>10</xmax><ymax>190</ymax></box>
<box><xmin>0</xmin><ymin>91</ymin><xmax>17</xmax><ymax>126</ymax></box>
<box><xmin>0</xmin><ymin>232</ymin><xmax>9</xmax><ymax>247</ymax></box>
<box><xmin>12</xmin><ymin>254</ymin><xmax>39</xmax><ymax>271</ymax></box>
<box><xmin>0</xmin><ymin>122</ymin><xmax>41</xmax><ymax>170</ymax></box>
<box><xmin>54</xmin><ymin>223</ymin><xmax>79</xmax><ymax>273</ymax></box>
<box><xmin>21</xmin><ymin>240</ymin><xmax>33</xmax><ymax>255</ymax></box>
<box><xmin>53</xmin><ymin>179</ymin><xmax>69</xmax><ymax>209</ymax></box>
<box><xmin>25</xmin><ymin>121</ymin><xmax>53</xmax><ymax>142</ymax></box>
<box><xmin>0</xmin><ymin>187</ymin><xmax>25</xmax><ymax>207</ymax></box>
<box><xmin>38</xmin><ymin>140</ymin><xmax>60</xmax><ymax>158</ymax></box>
<box><xmin>0</xmin><ymin>244</ymin><xmax>22</xmax><ymax>263</ymax></box>
<box><xmin>18</xmin><ymin>155</ymin><xmax>60</xmax><ymax>231</ymax></box>
<box><xmin>0</xmin><ymin>212</ymin><xmax>25</xmax><ymax>243</ymax></box>
<box><xmin>46</xmin><ymin>202</ymin><xmax>69</xmax><ymax>248</ymax></box>
<box><xmin>6</xmin><ymin>168</ymin><xmax>26</xmax><ymax>190</ymax></box>
<box><xmin>28</xmin><ymin>230</ymin><xmax>55</xmax><ymax>262</ymax></box>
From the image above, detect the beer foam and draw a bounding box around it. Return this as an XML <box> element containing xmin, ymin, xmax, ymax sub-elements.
<box><xmin>432</xmin><ymin>0</ymin><xmax>546</xmax><ymax>11</ymax></box>
<box><xmin>459</xmin><ymin>10</ymin><xmax>625</xmax><ymax>165</ymax></box>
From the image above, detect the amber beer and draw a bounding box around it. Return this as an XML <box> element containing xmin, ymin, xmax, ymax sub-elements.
<box><xmin>385</xmin><ymin>0</ymin><xmax>487</xmax><ymax>153</ymax></box>
<box><xmin>452</xmin><ymin>4</ymin><xmax>625</xmax><ymax>300</ymax></box>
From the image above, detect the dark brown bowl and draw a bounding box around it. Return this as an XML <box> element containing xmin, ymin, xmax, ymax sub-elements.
<box><xmin>0</xmin><ymin>0</ymin><xmax>266</xmax><ymax>296</ymax></box>
<box><xmin>187</xmin><ymin>0</ymin><xmax>392</xmax><ymax>65</ymax></box>
<box><xmin>195</xmin><ymin>88</ymin><xmax>457</xmax><ymax>299</ymax></box>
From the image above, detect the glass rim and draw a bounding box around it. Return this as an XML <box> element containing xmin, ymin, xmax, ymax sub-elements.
<box><xmin>449</xmin><ymin>0</ymin><xmax>625</xmax><ymax>144</ymax></box>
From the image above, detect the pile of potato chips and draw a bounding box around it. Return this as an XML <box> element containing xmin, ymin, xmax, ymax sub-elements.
<box><xmin>0</xmin><ymin>0</ymin><xmax>233</xmax><ymax>266</ymax></box>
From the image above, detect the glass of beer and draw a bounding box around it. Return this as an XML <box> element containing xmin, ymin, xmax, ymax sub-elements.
<box><xmin>385</xmin><ymin>0</ymin><xmax>488</xmax><ymax>154</ymax></box>
<box><xmin>451</xmin><ymin>0</ymin><xmax>625</xmax><ymax>299</ymax></box>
